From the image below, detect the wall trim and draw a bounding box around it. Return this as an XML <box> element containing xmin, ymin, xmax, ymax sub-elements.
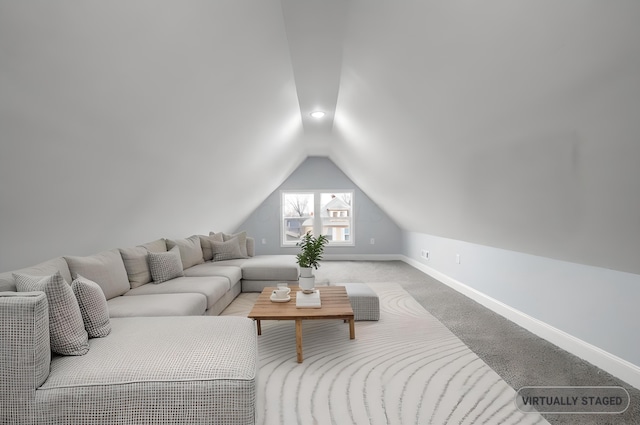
<box><xmin>322</xmin><ymin>254</ymin><xmax>404</xmax><ymax>261</ymax></box>
<box><xmin>401</xmin><ymin>256</ymin><xmax>640</xmax><ymax>390</ymax></box>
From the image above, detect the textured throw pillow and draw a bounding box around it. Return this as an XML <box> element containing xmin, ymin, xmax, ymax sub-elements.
<box><xmin>165</xmin><ymin>235</ymin><xmax>205</xmax><ymax>269</ymax></box>
<box><xmin>201</xmin><ymin>232</ymin><xmax>224</xmax><ymax>261</ymax></box>
<box><xmin>222</xmin><ymin>231</ymin><xmax>249</xmax><ymax>258</ymax></box>
<box><xmin>13</xmin><ymin>271</ymin><xmax>89</xmax><ymax>356</ymax></box>
<box><xmin>72</xmin><ymin>275</ymin><xmax>112</xmax><ymax>338</ymax></box>
<box><xmin>148</xmin><ymin>245</ymin><xmax>184</xmax><ymax>283</ymax></box>
<box><xmin>211</xmin><ymin>237</ymin><xmax>247</xmax><ymax>261</ymax></box>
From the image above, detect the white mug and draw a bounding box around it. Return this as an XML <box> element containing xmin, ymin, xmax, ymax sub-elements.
<box><xmin>273</xmin><ymin>288</ymin><xmax>289</xmax><ymax>299</ymax></box>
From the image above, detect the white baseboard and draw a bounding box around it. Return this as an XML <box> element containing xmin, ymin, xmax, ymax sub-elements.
<box><xmin>322</xmin><ymin>254</ymin><xmax>404</xmax><ymax>261</ymax></box>
<box><xmin>402</xmin><ymin>256</ymin><xmax>640</xmax><ymax>390</ymax></box>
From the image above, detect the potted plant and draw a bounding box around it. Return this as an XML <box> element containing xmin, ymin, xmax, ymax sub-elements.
<box><xmin>296</xmin><ymin>231</ymin><xmax>328</xmax><ymax>292</ymax></box>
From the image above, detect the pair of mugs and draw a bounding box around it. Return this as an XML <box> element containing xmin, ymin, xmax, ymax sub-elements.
<box><xmin>272</xmin><ymin>285</ymin><xmax>290</xmax><ymax>299</ymax></box>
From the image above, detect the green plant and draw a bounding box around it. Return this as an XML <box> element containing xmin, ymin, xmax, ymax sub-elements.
<box><xmin>295</xmin><ymin>231</ymin><xmax>328</xmax><ymax>269</ymax></box>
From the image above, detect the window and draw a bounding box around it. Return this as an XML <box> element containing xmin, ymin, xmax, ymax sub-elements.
<box><xmin>281</xmin><ymin>190</ymin><xmax>354</xmax><ymax>246</ymax></box>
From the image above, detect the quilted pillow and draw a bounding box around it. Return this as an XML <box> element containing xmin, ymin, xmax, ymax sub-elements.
<box><xmin>72</xmin><ymin>275</ymin><xmax>112</xmax><ymax>338</ymax></box>
<box><xmin>13</xmin><ymin>271</ymin><xmax>89</xmax><ymax>356</ymax></box>
<box><xmin>211</xmin><ymin>237</ymin><xmax>247</xmax><ymax>261</ymax></box>
<box><xmin>148</xmin><ymin>245</ymin><xmax>184</xmax><ymax>283</ymax></box>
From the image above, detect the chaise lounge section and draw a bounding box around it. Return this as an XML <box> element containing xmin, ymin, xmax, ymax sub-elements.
<box><xmin>0</xmin><ymin>231</ymin><xmax>299</xmax><ymax>424</ymax></box>
<box><xmin>1</xmin><ymin>292</ymin><xmax>257</xmax><ymax>424</ymax></box>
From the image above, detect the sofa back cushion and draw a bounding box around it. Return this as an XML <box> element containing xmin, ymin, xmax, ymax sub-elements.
<box><xmin>165</xmin><ymin>235</ymin><xmax>204</xmax><ymax>269</ymax></box>
<box><xmin>0</xmin><ymin>257</ymin><xmax>73</xmax><ymax>292</ymax></box>
<box><xmin>65</xmin><ymin>249</ymin><xmax>130</xmax><ymax>300</ymax></box>
<box><xmin>119</xmin><ymin>246</ymin><xmax>151</xmax><ymax>289</ymax></box>
<box><xmin>246</xmin><ymin>237</ymin><xmax>255</xmax><ymax>257</ymax></box>
<box><xmin>119</xmin><ymin>239</ymin><xmax>167</xmax><ymax>288</ymax></box>
<box><xmin>140</xmin><ymin>238</ymin><xmax>167</xmax><ymax>253</ymax></box>
<box><xmin>14</xmin><ymin>272</ymin><xmax>89</xmax><ymax>356</ymax></box>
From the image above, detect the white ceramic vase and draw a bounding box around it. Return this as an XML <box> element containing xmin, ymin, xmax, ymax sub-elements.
<box><xmin>299</xmin><ymin>275</ymin><xmax>315</xmax><ymax>293</ymax></box>
<box><xmin>300</xmin><ymin>267</ymin><xmax>313</xmax><ymax>278</ymax></box>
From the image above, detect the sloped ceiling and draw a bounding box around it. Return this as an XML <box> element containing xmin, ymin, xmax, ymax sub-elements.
<box><xmin>1</xmin><ymin>1</ymin><xmax>640</xmax><ymax>274</ymax></box>
<box><xmin>330</xmin><ymin>0</ymin><xmax>640</xmax><ymax>274</ymax></box>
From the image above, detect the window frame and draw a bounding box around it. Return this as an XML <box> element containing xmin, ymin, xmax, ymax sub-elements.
<box><xmin>280</xmin><ymin>189</ymin><xmax>355</xmax><ymax>247</ymax></box>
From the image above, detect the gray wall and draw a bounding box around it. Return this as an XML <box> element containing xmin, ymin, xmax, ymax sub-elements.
<box><xmin>403</xmin><ymin>231</ymin><xmax>640</xmax><ymax>373</ymax></box>
<box><xmin>235</xmin><ymin>157</ymin><xmax>402</xmax><ymax>256</ymax></box>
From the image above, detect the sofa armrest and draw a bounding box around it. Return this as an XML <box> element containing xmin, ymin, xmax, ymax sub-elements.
<box><xmin>0</xmin><ymin>292</ymin><xmax>51</xmax><ymax>423</ymax></box>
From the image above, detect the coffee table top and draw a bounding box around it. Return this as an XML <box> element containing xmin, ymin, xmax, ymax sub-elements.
<box><xmin>248</xmin><ymin>286</ymin><xmax>354</xmax><ymax>321</ymax></box>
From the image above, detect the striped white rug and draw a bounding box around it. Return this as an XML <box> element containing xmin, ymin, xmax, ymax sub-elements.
<box><xmin>222</xmin><ymin>283</ymin><xmax>548</xmax><ymax>425</ymax></box>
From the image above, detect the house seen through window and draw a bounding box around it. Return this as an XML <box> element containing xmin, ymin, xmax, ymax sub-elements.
<box><xmin>281</xmin><ymin>191</ymin><xmax>354</xmax><ymax>246</ymax></box>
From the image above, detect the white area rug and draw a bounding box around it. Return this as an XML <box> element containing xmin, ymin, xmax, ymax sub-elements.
<box><xmin>222</xmin><ymin>283</ymin><xmax>549</xmax><ymax>425</ymax></box>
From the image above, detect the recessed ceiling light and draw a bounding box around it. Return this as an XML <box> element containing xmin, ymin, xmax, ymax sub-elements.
<box><xmin>310</xmin><ymin>111</ymin><xmax>325</xmax><ymax>119</ymax></box>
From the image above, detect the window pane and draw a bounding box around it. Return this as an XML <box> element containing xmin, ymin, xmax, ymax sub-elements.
<box><xmin>282</xmin><ymin>193</ymin><xmax>314</xmax><ymax>244</ymax></box>
<box><xmin>320</xmin><ymin>192</ymin><xmax>352</xmax><ymax>243</ymax></box>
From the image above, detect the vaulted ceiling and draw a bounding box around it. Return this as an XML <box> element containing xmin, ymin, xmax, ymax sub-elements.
<box><xmin>1</xmin><ymin>1</ymin><xmax>640</xmax><ymax>274</ymax></box>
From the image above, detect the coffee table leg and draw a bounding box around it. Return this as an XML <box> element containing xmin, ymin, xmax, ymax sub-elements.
<box><xmin>349</xmin><ymin>318</ymin><xmax>355</xmax><ymax>339</ymax></box>
<box><xmin>256</xmin><ymin>319</ymin><xmax>262</xmax><ymax>336</ymax></box>
<box><xmin>296</xmin><ymin>319</ymin><xmax>303</xmax><ymax>363</ymax></box>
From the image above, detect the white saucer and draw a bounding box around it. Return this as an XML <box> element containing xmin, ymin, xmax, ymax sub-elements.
<box><xmin>270</xmin><ymin>295</ymin><xmax>291</xmax><ymax>303</ymax></box>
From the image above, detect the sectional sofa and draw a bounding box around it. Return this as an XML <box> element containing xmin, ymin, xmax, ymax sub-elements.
<box><xmin>0</xmin><ymin>231</ymin><xmax>299</xmax><ymax>424</ymax></box>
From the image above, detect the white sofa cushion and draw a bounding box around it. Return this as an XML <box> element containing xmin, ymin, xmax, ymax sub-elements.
<box><xmin>107</xmin><ymin>293</ymin><xmax>207</xmax><ymax>317</ymax></box>
<box><xmin>183</xmin><ymin>262</ymin><xmax>243</xmax><ymax>285</ymax></box>
<box><xmin>13</xmin><ymin>271</ymin><xmax>89</xmax><ymax>356</ymax></box>
<box><xmin>148</xmin><ymin>246</ymin><xmax>184</xmax><ymax>283</ymax></box>
<box><xmin>165</xmin><ymin>235</ymin><xmax>205</xmax><ymax>269</ymax></box>
<box><xmin>240</xmin><ymin>255</ymin><xmax>300</xmax><ymax>281</ymax></box>
<box><xmin>37</xmin><ymin>316</ymin><xmax>257</xmax><ymax>424</ymax></box>
<box><xmin>119</xmin><ymin>239</ymin><xmax>168</xmax><ymax>288</ymax></box>
<box><xmin>139</xmin><ymin>238</ymin><xmax>167</xmax><ymax>253</ymax></box>
<box><xmin>118</xmin><ymin>246</ymin><xmax>152</xmax><ymax>288</ymax></box>
<box><xmin>124</xmin><ymin>276</ymin><xmax>230</xmax><ymax>310</ymax></box>
<box><xmin>0</xmin><ymin>257</ymin><xmax>73</xmax><ymax>292</ymax></box>
<box><xmin>65</xmin><ymin>250</ymin><xmax>130</xmax><ymax>301</ymax></box>
<box><xmin>72</xmin><ymin>275</ymin><xmax>112</xmax><ymax>338</ymax></box>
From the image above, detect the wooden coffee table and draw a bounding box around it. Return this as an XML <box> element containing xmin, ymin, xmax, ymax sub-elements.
<box><xmin>247</xmin><ymin>286</ymin><xmax>355</xmax><ymax>363</ymax></box>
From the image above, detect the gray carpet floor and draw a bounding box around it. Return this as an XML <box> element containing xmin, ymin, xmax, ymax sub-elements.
<box><xmin>313</xmin><ymin>260</ymin><xmax>639</xmax><ymax>425</ymax></box>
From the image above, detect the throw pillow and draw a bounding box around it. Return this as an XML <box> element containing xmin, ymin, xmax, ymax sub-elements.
<box><xmin>13</xmin><ymin>271</ymin><xmax>89</xmax><ymax>356</ymax></box>
<box><xmin>222</xmin><ymin>231</ymin><xmax>248</xmax><ymax>257</ymax></box>
<box><xmin>148</xmin><ymin>245</ymin><xmax>184</xmax><ymax>283</ymax></box>
<box><xmin>210</xmin><ymin>237</ymin><xmax>247</xmax><ymax>261</ymax></box>
<box><xmin>72</xmin><ymin>275</ymin><xmax>112</xmax><ymax>338</ymax></box>
<box><xmin>201</xmin><ymin>232</ymin><xmax>224</xmax><ymax>261</ymax></box>
<box><xmin>165</xmin><ymin>235</ymin><xmax>205</xmax><ymax>269</ymax></box>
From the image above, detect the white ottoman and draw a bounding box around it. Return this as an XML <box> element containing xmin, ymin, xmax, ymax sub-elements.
<box><xmin>336</xmin><ymin>283</ymin><xmax>380</xmax><ymax>321</ymax></box>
